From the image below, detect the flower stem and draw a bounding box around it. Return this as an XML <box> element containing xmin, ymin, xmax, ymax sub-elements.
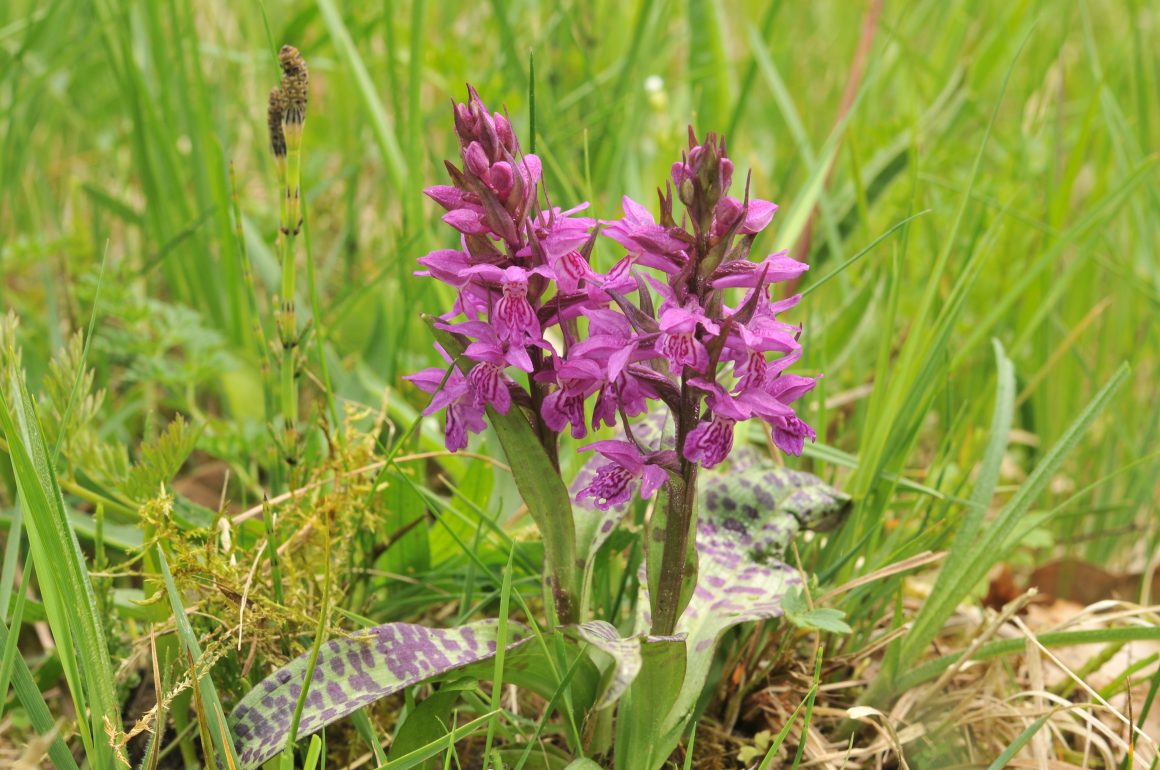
<box><xmin>650</xmin><ymin>381</ymin><xmax>700</xmax><ymax>636</ymax></box>
<box><xmin>528</xmin><ymin>347</ymin><xmax>560</xmax><ymax>473</ymax></box>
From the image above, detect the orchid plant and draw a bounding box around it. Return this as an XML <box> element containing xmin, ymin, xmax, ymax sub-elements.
<box><xmin>229</xmin><ymin>87</ymin><xmax>848</xmax><ymax>770</ymax></box>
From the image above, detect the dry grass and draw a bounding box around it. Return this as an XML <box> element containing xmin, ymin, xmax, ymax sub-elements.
<box><xmin>691</xmin><ymin>586</ymin><xmax>1158</xmax><ymax>769</ymax></box>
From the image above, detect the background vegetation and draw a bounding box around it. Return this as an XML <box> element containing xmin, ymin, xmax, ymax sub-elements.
<box><xmin>1</xmin><ymin>0</ymin><xmax>1156</xmax><ymax>766</ymax></box>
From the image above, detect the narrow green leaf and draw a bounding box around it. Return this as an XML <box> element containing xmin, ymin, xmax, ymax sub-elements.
<box><xmin>426</xmin><ymin>316</ymin><xmax>579</xmax><ymax>624</ymax></box>
<box><xmin>378</xmin><ymin>710</ymin><xmax>499</xmax><ymax>770</ymax></box>
<box><xmin>899</xmin><ymin>363</ymin><xmax>1129</xmax><ymax>668</ymax></box>
<box><xmin>0</xmin><ymin>618</ymin><xmax>79</xmax><ymax>770</ymax></box>
<box><xmin>0</xmin><ymin>376</ymin><xmax>120</xmax><ymax>768</ymax></box>
<box><xmin>156</xmin><ymin>548</ymin><xmax>241</xmax><ymax>769</ymax></box>
<box><xmin>896</xmin><ymin>600</ymin><xmax>1160</xmax><ymax>692</ymax></box>
<box><xmin>0</xmin><ymin>559</ymin><xmax>31</xmax><ymax>722</ymax></box>
<box><xmin>315</xmin><ymin>0</ymin><xmax>408</xmax><ymax>193</ymax></box>
<box><xmin>986</xmin><ymin>714</ymin><xmax>1053</xmax><ymax>770</ymax></box>
<box><xmin>939</xmin><ymin>340</ymin><xmax>1016</xmax><ymax>586</ymax></box>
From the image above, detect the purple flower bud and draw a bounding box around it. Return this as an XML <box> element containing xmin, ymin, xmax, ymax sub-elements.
<box><xmin>478</xmin><ymin>111</ymin><xmax>501</xmax><ymax>160</ymax></box>
<box><xmin>453</xmin><ymin>102</ymin><xmax>474</xmax><ymax>143</ymax></box>
<box><xmin>415</xmin><ymin>249</ymin><xmax>472</xmax><ymax>284</ymax></box>
<box><xmin>490</xmin><ymin>161</ymin><xmax>514</xmax><ymax>198</ymax></box>
<box><xmin>719</xmin><ymin>156</ymin><xmax>734</xmax><ymax>193</ymax></box>
<box><xmin>442</xmin><ymin>208</ymin><xmax>488</xmax><ymax>235</ymax></box>
<box><xmin>464</xmin><ymin>141</ymin><xmax>491</xmax><ymax>181</ymax></box>
<box><xmin>494</xmin><ymin>113</ymin><xmax>515</xmax><ymax>152</ymax></box>
<box><xmin>710</xmin><ymin>251</ymin><xmax>808</xmax><ymax>288</ymax></box>
<box><xmin>766</xmin><ymin>373</ymin><xmax>819</xmax><ymax>406</ymax></box>
<box><xmin>424</xmin><ymin>185</ymin><xmax>470</xmax><ymax>210</ymax></box>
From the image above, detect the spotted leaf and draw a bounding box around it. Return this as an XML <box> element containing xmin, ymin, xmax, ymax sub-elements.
<box><xmin>569</xmin><ymin>621</ymin><xmax>643</xmax><ymax>709</ymax></box>
<box><xmin>632</xmin><ymin>462</ymin><xmax>851</xmax><ymax>758</ymax></box>
<box><xmin>229</xmin><ymin>620</ymin><xmax>527</xmax><ymax>769</ymax></box>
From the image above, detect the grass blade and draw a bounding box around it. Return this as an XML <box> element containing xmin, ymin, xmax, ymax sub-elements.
<box><xmin>156</xmin><ymin>547</ymin><xmax>242</xmax><ymax>769</ymax></box>
<box><xmin>0</xmin><ymin>376</ymin><xmax>120</xmax><ymax>768</ymax></box>
<box><xmin>886</xmin><ymin>363</ymin><xmax>1131</xmax><ymax>697</ymax></box>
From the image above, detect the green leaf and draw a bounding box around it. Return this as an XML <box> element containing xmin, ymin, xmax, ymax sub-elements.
<box><xmin>377</xmin><ymin>468</ymin><xmax>432</xmax><ymax>586</ymax></box>
<box><xmin>569</xmin><ymin>621</ymin><xmax>643</xmax><ymax>709</ymax></box>
<box><xmin>620</xmin><ymin>449</ymin><xmax>850</xmax><ymax>768</ymax></box>
<box><xmin>0</xmin><ymin>375</ymin><xmax>121</xmax><ymax>769</ymax></box>
<box><xmin>782</xmin><ymin>586</ymin><xmax>852</xmax><ymax>633</ymax></box>
<box><xmin>387</xmin><ymin>680</ymin><xmax>475</xmax><ymax>769</ymax></box>
<box><xmin>864</xmin><ymin>362</ymin><xmax>1132</xmax><ymax>705</ymax></box>
<box><xmin>0</xmin><ymin>614</ymin><xmax>80</xmax><ymax>770</ymax></box>
<box><xmin>613</xmin><ymin>637</ymin><xmax>686</xmax><ymax>770</ymax></box>
<box><xmin>564</xmin><ymin>759</ymin><xmax>605</xmax><ymax>770</ymax></box>
<box><xmin>314</xmin><ymin>0</ymin><xmax>407</xmax><ymax>195</ymax></box>
<box><xmin>156</xmin><ymin>548</ymin><xmax>241</xmax><ymax>770</ymax></box>
<box><xmin>377</xmin><ymin>710</ymin><xmax>499</xmax><ymax>770</ymax></box>
<box><xmin>124</xmin><ymin>414</ymin><xmax>201</xmax><ymax>501</ymax></box>
<box><xmin>425</xmin><ymin>316</ymin><xmax>580</xmax><ymax>623</ymax></box>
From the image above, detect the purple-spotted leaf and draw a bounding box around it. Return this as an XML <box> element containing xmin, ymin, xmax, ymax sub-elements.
<box><xmin>629</xmin><ymin>462</ymin><xmax>850</xmax><ymax>760</ymax></box>
<box><xmin>569</xmin><ymin>621</ymin><xmax>643</xmax><ymax>709</ymax></box>
<box><xmin>229</xmin><ymin>620</ymin><xmax>527</xmax><ymax>770</ymax></box>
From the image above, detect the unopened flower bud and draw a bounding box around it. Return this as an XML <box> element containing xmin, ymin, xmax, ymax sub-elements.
<box><xmin>464</xmin><ymin>141</ymin><xmax>491</xmax><ymax>181</ymax></box>
<box><xmin>454</xmin><ymin>102</ymin><xmax>475</xmax><ymax>143</ymax></box>
<box><xmin>490</xmin><ymin>161</ymin><xmax>514</xmax><ymax>198</ymax></box>
<box><xmin>494</xmin><ymin>113</ymin><xmax>515</xmax><ymax>152</ymax></box>
<box><xmin>478</xmin><ymin>111</ymin><xmax>501</xmax><ymax>159</ymax></box>
<box><xmin>719</xmin><ymin>157</ymin><xmax>733</xmax><ymax>194</ymax></box>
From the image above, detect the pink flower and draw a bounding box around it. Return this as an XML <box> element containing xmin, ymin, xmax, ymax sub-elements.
<box><xmin>539</xmin><ymin>359</ymin><xmax>603</xmax><ymax>439</ymax></box>
<box><xmin>712</xmin><ymin>196</ymin><xmax>778</xmax><ymax>237</ymax></box>
<box><xmin>577</xmin><ymin>440</ymin><xmax>668</xmax><ymax>510</ymax></box>
<box><xmin>682</xmin><ymin>379</ymin><xmax>749</xmax><ymax>468</ymax></box>
<box><xmin>602</xmin><ymin>197</ymin><xmax>687</xmax><ymax>273</ymax></box>
<box><xmin>461</xmin><ymin>265</ymin><xmax>548</xmax><ymax>345</ymax></box>
<box><xmin>409</xmin><ymin>85</ymin><xmax>822</xmax><ymax>483</ymax></box>
<box><xmin>657</xmin><ymin>303</ymin><xmax>719</xmax><ymax>374</ymax></box>
<box><xmin>771</xmin><ymin>414</ymin><xmax>816</xmax><ymax>456</ymax></box>
<box><xmin>404</xmin><ymin>351</ymin><xmax>487</xmax><ymax>452</ymax></box>
<box><xmin>709</xmin><ymin>251</ymin><xmax>809</xmax><ymax>288</ymax></box>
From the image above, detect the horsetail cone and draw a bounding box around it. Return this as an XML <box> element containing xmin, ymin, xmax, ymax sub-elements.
<box><xmin>276</xmin><ymin>45</ymin><xmax>307</xmax><ymax>238</ymax></box>
<box><xmin>267</xmin><ymin>87</ymin><xmax>286</xmax><ymax>160</ymax></box>
<box><xmin>278</xmin><ymin>45</ymin><xmax>308</xmax><ymax>129</ymax></box>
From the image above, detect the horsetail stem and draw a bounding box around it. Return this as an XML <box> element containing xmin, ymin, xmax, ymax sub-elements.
<box><xmin>269</xmin><ymin>45</ymin><xmax>307</xmax><ymax>460</ymax></box>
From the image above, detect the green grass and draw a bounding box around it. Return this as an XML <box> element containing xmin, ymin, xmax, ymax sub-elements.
<box><xmin>1</xmin><ymin>0</ymin><xmax>1157</xmax><ymax>767</ymax></box>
